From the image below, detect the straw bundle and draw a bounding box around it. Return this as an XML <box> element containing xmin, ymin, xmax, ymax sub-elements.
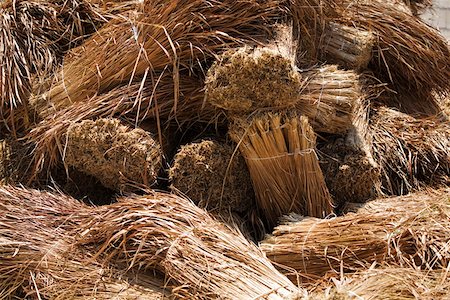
<box><xmin>311</xmin><ymin>266</ymin><xmax>450</xmax><ymax>300</ymax></box>
<box><xmin>320</xmin><ymin>22</ymin><xmax>375</xmax><ymax>71</ymax></box>
<box><xmin>0</xmin><ymin>0</ymin><xmax>103</xmax><ymax>133</ymax></box>
<box><xmin>229</xmin><ymin>112</ymin><xmax>333</xmax><ymax>227</ymax></box>
<box><xmin>38</xmin><ymin>0</ymin><xmax>284</xmax><ymax>114</ymax></box>
<box><xmin>0</xmin><ymin>186</ymin><xmax>171</xmax><ymax>299</ymax></box>
<box><xmin>75</xmin><ymin>192</ymin><xmax>305</xmax><ymax>299</ymax></box>
<box><xmin>319</xmin><ymin>137</ymin><xmax>380</xmax><ymax>205</ymax></box>
<box><xmin>337</xmin><ymin>0</ymin><xmax>450</xmax><ymax>100</ymax></box>
<box><xmin>169</xmin><ymin>139</ymin><xmax>254</xmax><ymax>213</ymax></box>
<box><xmin>205</xmin><ymin>47</ymin><xmax>366</xmax><ymax>134</ymax></box>
<box><xmin>0</xmin><ymin>138</ymin><xmax>33</xmax><ymax>185</ymax></box>
<box><xmin>370</xmin><ymin>107</ymin><xmax>450</xmax><ymax>195</ymax></box>
<box><xmin>64</xmin><ymin>118</ymin><xmax>162</xmax><ymax>191</ymax></box>
<box><xmin>260</xmin><ymin>188</ymin><xmax>450</xmax><ymax>281</ymax></box>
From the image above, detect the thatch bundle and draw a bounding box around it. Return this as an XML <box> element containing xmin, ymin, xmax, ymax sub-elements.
<box><xmin>0</xmin><ymin>138</ymin><xmax>33</xmax><ymax>185</ymax></box>
<box><xmin>0</xmin><ymin>186</ymin><xmax>171</xmax><ymax>299</ymax></box>
<box><xmin>229</xmin><ymin>112</ymin><xmax>332</xmax><ymax>226</ymax></box>
<box><xmin>260</xmin><ymin>188</ymin><xmax>450</xmax><ymax>281</ymax></box>
<box><xmin>370</xmin><ymin>107</ymin><xmax>450</xmax><ymax>195</ymax></box>
<box><xmin>74</xmin><ymin>192</ymin><xmax>305</xmax><ymax>299</ymax></box>
<box><xmin>0</xmin><ymin>0</ymin><xmax>104</xmax><ymax>133</ymax></box>
<box><xmin>169</xmin><ymin>139</ymin><xmax>254</xmax><ymax>213</ymax></box>
<box><xmin>320</xmin><ymin>22</ymin><xmax>375</xmax><ymax>71</ymax></box>
<box><xmin>311</xmin><ymin>266</ymin><xmax>450</xmax><ymax>300</ymax></box>
<box><xmin>337</xmin><ymin>0</ymin><xmax>450</xmax><ymax>101</ymax></box>
<box><xmin>64</xmin><ymin>118</ymin><xmax>162</xmax><ymax>191</ymax></box>
<box><xmin>37</xmin><ymin>0</ymin><xmax>284</xmax><ymax>114</ymax></box>
<box><xmin>205</xmin><ymin>47</ymin><xmax>366</xmax><ymax>134</ymax></box>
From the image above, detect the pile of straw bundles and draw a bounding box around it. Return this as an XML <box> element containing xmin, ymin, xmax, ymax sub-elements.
<box><xmin>0</xmin><ymin>185</ymin><xmax>305</xmax><ymax>299</ymax></box>
<box><xmin>260</xmin><ymin>188</ymin><xmax>450</xmax><ymax>281</ymax></box>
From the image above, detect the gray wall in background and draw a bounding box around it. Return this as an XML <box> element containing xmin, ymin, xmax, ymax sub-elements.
<box><xmin>422</xmin><ymin>0</ymin><xmax>450</xmax><ymax>40</ymax></box>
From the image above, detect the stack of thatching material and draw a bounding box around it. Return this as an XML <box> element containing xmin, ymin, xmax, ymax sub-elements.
<box><xmin>0</xmin><ymin>186</ymin><xmax>305</xmax><ymax>299</ymax></box>
<box><xmin>260</xmin><ymin>188</ymin><xmax>450</xmax><ymax>282</ymax></box>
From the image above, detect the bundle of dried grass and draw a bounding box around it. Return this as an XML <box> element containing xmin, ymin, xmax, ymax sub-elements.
<box><xmin>311</xmin><ymin>265</ymin><xmax>449</xmax><ymax>300</ymax></box>
<box><xmin>64</xmin><ymin>118</ymin><xmax>162</xmax><ymax>191</ymax></box>
<box><xmin>370</xmin><ymin>107</ymin><xmax>450</xmax><ymax>195</ymax></box>
<box><xmin>169</xmin><ymin>139</ymin><xmax>254</xmax><ymax>213</ymax></box>
<box><xmin>74</xmin><ymin>192</ymin><xmax>305</xmax><ymax>299</ymax></box>
<box><xmin>337</xmin><ymin>0</ymin><xmax>450</xmax><ymax>101</ymax></box>
<box><xmin>260</xmin><ymin>188</ymin><xmax>450</xmax><ymax>281</ymax></box>
<box><xmin>0</xmin><ymin>138</ymin><xmax>33</xmax><ymax>185</ymax></box>
<box><xmin>229</xmin><ymin>112</ymin><xmax>332</xmax><ymax>227</ymax></box>
<box><xmin>0</xmin><ymin>0</ymin><xmax>104</xmax><ymax>133</ymax></box>
<box><xmin>28</xmin><ymin>71</ymin><xmax>223</xmax><ymax>180</ymax></box>
<box><xmin>320</xmin><ymin>22</ymin><xmax>375</xmax><ymax>71</ymax></box>
<box><xmin>205</xmin><ymin>47</ymin><xmax>366</xmax><ymax>134</ymax></box>
<box><xmin>0</xmin><ymin>186</ymin><xmax>171</xmax><ymax>299</ymax></box>
<box><xmin>319</xmin><ymin>137</ymin><xmax>380</xmax><ymax>205</ymax></box>
<box><xmin>38</xmin><ymin>0</ymin><xmax>284</xmax><ymax>114</ymax></box>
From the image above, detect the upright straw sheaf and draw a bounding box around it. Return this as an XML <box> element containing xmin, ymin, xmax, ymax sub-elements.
<box><xmin>64</xmin><ymin>118</ymin><xmax>163</xmax><ymax>192</ymax></box>
<box><xmin>0</xmin><ymin>0</ymin><xmax>103</xmax><ymax>133</ymax></box>
<box><xmin>370</xmin><ymin>107</ymin><xmax>450</xmax><ymax>195</ymax></box>
<box><xmin>0</xmin><ymin>186</ymin><xmax>171</xmax><ymax>299</ymax></box>
<box><xmin>229</xmin><ymin>112</ymin><xmax>333</xmax><ymax>227</ymax></box>
<box><xmin>311</xmin><ymin>266</ymin><xmax>450</xmax><ymax>300</ymax></box>
<box><xmin>260</xmin><ymin>189</ymin><xmax>450</xmax><ymax>281</ymax></box>
<box><xmin>39</xmin><ymin>0</ymin><xmax>285</xmax><ymax>114</ymax></box>
<box><xmin>76</xmin><ymin>192</ymin><xmax>305</xmax><ymax>299</ymax></box>
<box><xmin>337</xmin><ymin>0</ymin><xmax>450</xmax><ymax>99</ymax></box>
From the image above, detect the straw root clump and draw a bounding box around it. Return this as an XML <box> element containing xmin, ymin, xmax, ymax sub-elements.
<box><xmin>370</xmin><ymin>107</ymin><xmax>450</xmax><ymax>195</ymax></box>
<box><xmin>169</xmin><ymin>139</ymin><xmax>254</xmax><ymax>213</ymax></box>
<box><xmin>64</xmin><ymin>118</ymin><xmax>162</xmax><ymax>191</ymax></box>
<box><xmin>320</xmin><ymin>22</ymin><xmax>375</xmax><ymax>71</ymax></box>
<box><xmin>260</xmin><ymin>188</ymin><xmax>450</xmax><ymax>281</ymax></box>
<box><xmin>319</xmin><ymin>137</ymin><xmax>380</xmax><ymax>205</ymax></box>
<box><xmin>229</xmin><ymin>112</ymin><xmax>333</xmax><ymax>227</ymax></box>
<box><xmin>205</xmin><ymin>47</ymin><xmax>302</xmax><ymax>113</ymax></box>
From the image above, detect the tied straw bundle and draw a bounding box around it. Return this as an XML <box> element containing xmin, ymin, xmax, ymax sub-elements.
<box><xmin>0</xmin><ymin>185</ymin><xmax>305</xmax><ymax>299</ymax></box>
<box><xmin>0</xmin><ymin>186</ymin><xmax>170</xmax><ymax>299</ymax></box>
<box><xmin>260</xmin><ymin>188</ymin><xmax>450</xmax><ymax>282</ymax></box>
<box><xmin>37</xmin><ymin>0</ymin><xmax>285</xmax><ymax>116</ymax></box>
<box><xmin>229</xmin><ymin>112</ymin><xmax>333</xmax><ymax>227</ymax></box>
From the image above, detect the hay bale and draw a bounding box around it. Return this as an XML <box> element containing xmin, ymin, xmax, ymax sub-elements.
<box><xmin>310</xmin><ymin>266</ymin><xmax>449</xmax><ymax>300</ymax></box>
<box><xmin>205</xmin><ymin>47</ymin><xmax>366</xmax><ymax>134</ymax></box>
<box><xmin>38</xmin><ymin>0</ymin><xmax>284</xmax><ymax>113</ymax></box>
<box><xmin>370</xmin><ymin>107</ymin><xmax>450</xmax><ymax>195</ymax></box>
<box><xmin>337</xmin><ymin>0</ymin><xmax>450</xmax><ymax>101</ymax></box>
<box><xmin>64</xmin><ymin>118</ymin><xmax>162</xmax><ymax>191</ymax></box>
<box><xmin>260</xmin><ymin>188</ymin><xmax>450</xmax><ymax>281</ymax></box>
<box><xmin>0</xmin><ymin>186</ymin><xmax>171</xmax><ymax>299</ymax></box>
<box><xmin>229</xmin><ymin>112</ymin><xmax>333</xmax><ymax>227</ymax></box>
<box><xmin>320</xmin><ymin>22</ymin><xmax>375</xmax><ymax>71</ymax></box>
<box><xmin>169</xmin><ymin>139</ymin><xmax>254</xmax><ymax>213</ymax></box>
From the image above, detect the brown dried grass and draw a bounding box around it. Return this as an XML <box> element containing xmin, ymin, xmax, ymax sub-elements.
<box><xmin>320</xmin><ymin>22</ymin><xmax>375</xmax><ymax>71</ymax></box>
<box><xmin>37</xmin><ymin>0</ymin><xmax>285</xmax><ymax>115</ymax></box>
<box><xmin>229</xmin><ymin>112</ymin><xmax>333</xmax><ymax>227</ymax></box>
<box><xmin>370</xmin><ymin>107</ymin><xmax>450</xmax><ymax>195</ymax></box>
<box><xmin>169</xmin><ymin>139</ymin><xmax>255</xmax><ymax>213</ymax></box>
<box><xmin>205</xmin><ymin>47</ymin><xmax>367</xmax><ymax>134</ymax></box>
<box><xmin>310</xmin><ymin>265</ymin><xmax>450</xmax><ymax>300</ymax></box>
<box><xmin>64</xmin><ymin>118</ymin><xmax>163</xmax><ymax>191</ymax></box>
<box><xmin>337</xmin><ymin>0</ymin><xmax>450</xmax><ymax>99</ymax></box>
<box><xmin>0</xmin><ymin>186</ymin><xmax>170</xmax><ymax>299</ymax></box>
<box><xmin>0</xmin><ymin>0</ymin><xmax>105</xmax><ymax>134</ymax></box>
<box><xmin>260</xmin><ymin>188</ymin><xmax>450</xmax><ymax>283</ymax></box>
